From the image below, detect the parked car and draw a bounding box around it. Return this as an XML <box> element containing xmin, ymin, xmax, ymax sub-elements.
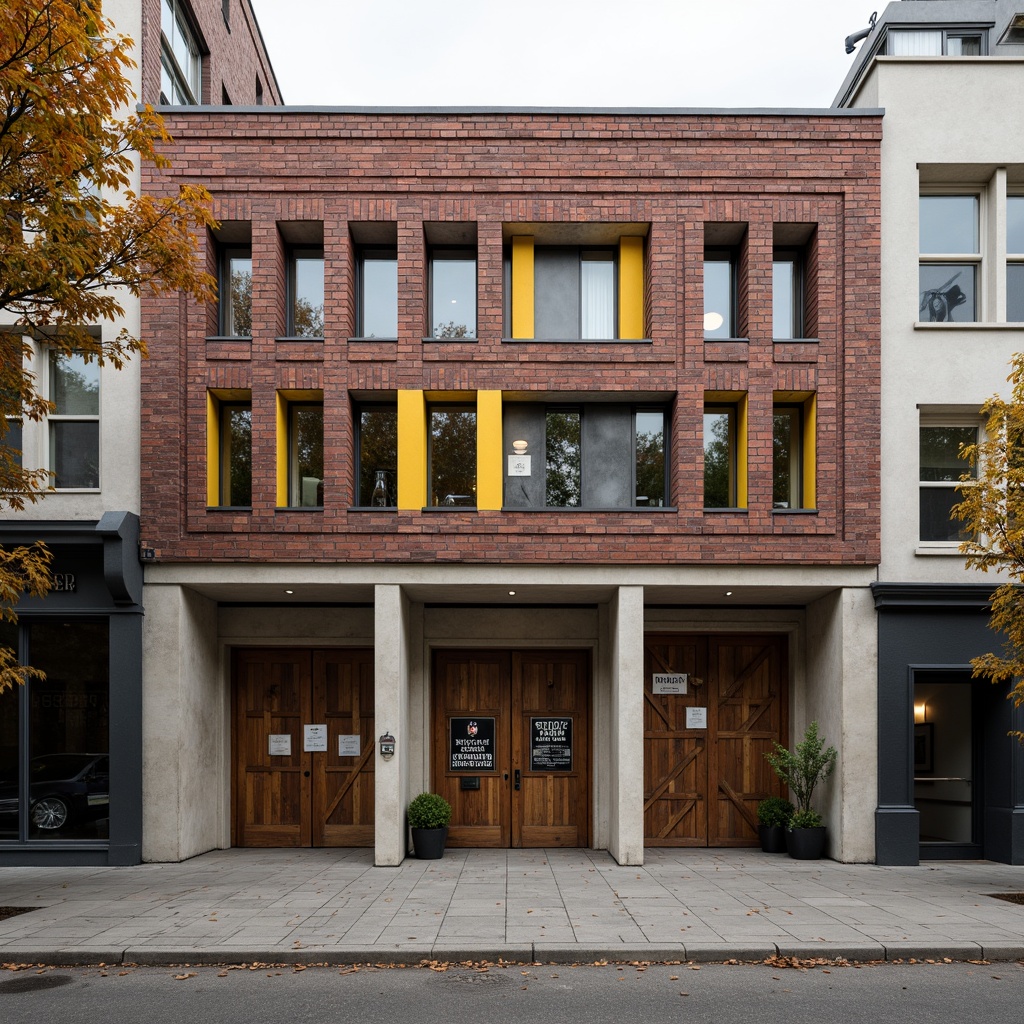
<box><xmin>0</xmin><ymin>753</ymin><xmax>109</xmax><ymax>831</ymax></box>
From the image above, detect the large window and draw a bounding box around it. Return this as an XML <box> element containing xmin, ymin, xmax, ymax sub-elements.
<box><xmin>888</xmin><ymin>28</ymin><xmax>983</xmax><ymax>55</ymax></box>
<box><xmin>429</xmin><ymin>405</ymin><xmax>476</xmax><ymax>506</ymax></box>
<box><xmin>919</xmin><ymin>195</ymin><xmax>979</xmax><ymax>322</ymax></box>
<box><xmin>289</xmin><ymin>249</ymin><xmax>325</xmax><ymax>337</ymax></box>
<box><xmin>530</xmin><ymin>248</ymin><xmax>616</xmax><ymax>340</ymax></box>
<box><xmin>1008</xmin><ymin>197</ymin><xmax>1024</xmax><ymax>323</ymax></box>
<box><xmin>160</xmin><ymin>0</ymin><xmax>202</xmax><ymax>104</ymax></box>
<box><xmin>703</xmin><ymin>252</ymin><xmax>736</xmax><ymax>339</ymax></box>
<box><xmin>49</xmin><ymin>352</ymin><xmax>99</xmax><ymax>490</ymax></box>
<box><xmin>635</xmin><ymin>410</ymin><xmax>666</xmax><ymax>508</ymax></box>
<box><xmin>209</xmin><ymin>393</ymin><xmax>251</xmax><ymax>507</ymax></box>
<box><xmin>430</xmin><ymin>250</ymin><xmax>476</xmax><ymax>339</ymax></box>
<box><xmin>545</xmin><ymin>410</ymin><xmax>582</xmax><ymax>507</ymax></box>
<box><xmin>772</xmin><ymin>250</ymin><xmax>804</xmax><ymax>340</ymax></box>
<box><xmin>919</xmin><ymin>424</ymin><xmax>976</xmax><ymax>542</ymax></box>
<box><xmin>357</xmin><ymin>405</ymin><xmax>397</xmax><ymax>506</ymax></box>
<box><xmin>357</xmin><ymin>248</ymin><xmax>398</xmax><ymax>338</ymax></box>
<box><xmin>286</xmin><ymin>402</ymin><xmax>323</xmax><ymax>508</ymax></box>
<box><xmin>221</xmin><ymin>246</ymin><xmax>252</xmax><ymax>337</ymax></box>
<box><xmin>704</xmin><ymin>404</ymin><xmax>738</xmax><ymax>508</ymax></box>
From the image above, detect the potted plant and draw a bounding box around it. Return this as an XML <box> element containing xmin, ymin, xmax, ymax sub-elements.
<box><xmin>764</xmin><ymin>721</ymin><xmax>837</xmax><ymax>860</ymax></box>
<box><xmin>756</xmin><ymin>795</ymin><xmax>794</xmax><ymax>853</ymax></box>
<box><xmin>408</xmin><ymin>792</ymin><xmax>452</xmax><ymax>860</ymax></box>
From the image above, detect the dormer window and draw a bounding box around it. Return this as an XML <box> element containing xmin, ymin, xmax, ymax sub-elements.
<box><xmin>888</xmin><ymin>28</ymin><xmax>984</xmax><ymax>56</ymax></box>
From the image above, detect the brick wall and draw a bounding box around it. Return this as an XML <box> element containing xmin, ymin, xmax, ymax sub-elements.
<box><xmin>140</xmin><ymin>110</ymin><xmax>882</xmax><ymax>567</ymax></box>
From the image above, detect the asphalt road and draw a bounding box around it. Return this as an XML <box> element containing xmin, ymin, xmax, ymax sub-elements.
<box><xmin>1</xmin><ymin>959</ymin><xmax>1022</xmax><ymax>1023</ymax></box>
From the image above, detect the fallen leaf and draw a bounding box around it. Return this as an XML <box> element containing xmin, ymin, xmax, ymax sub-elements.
<box><xmin>174</xmin><ymin>973</ymin><xmax>196</xmax><ymax>981</ymax></box>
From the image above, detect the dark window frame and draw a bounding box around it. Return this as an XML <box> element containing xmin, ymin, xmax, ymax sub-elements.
<box><xmin>703</xmin><ymin>248</ymin><xmax>738</xmax><ymax>340</ymax></box>
<box><xmin>427</xmin><ymin>403</ymin><xmax>477</xmax><ymax>507</ymax></box>
<box><xmin>217</xmin><ymin>399</ymin><xmax>252</xmax><ymax>508</ymax></box>
<box><xmin>287</xmin><ymin>246</ymin><xmax>325</xmax><ymax>338</ymax></box>
<box><xmin>429</xmin><ymin>246</ymin><xmax>477</xmax><ymax>340</ymax></box>
<box><xmin>356</xmin><ymin>245</ymin><xmax>399</xmax><ymax>339</ymax></box>
<box><xmin>355</xmin><ymin>402</ymin><xmax>398</xmax><ymax>508</ymax></box>
<box><xmin>219</xmin><ymin>244</ymin><xmax>252</xmax><ymax>337</ymax></box>
<box><xmin>772</xmin><ymin>248</ymin><xmax>805</xmax><ymax>340</ymax></box>
<box><xmin>286</xmin><ymin>401</ymin><xmax>324</xmax><ymax>509</ymax></box>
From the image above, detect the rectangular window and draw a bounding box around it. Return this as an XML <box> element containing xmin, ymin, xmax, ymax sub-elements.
<box><xmin>357</xmin><ymin>405</ymin><xmax>397</xmax><ymax>506</ymax></box>
<box><xmin>160</xmin><ymin>0</ymin><xmax>202</xmax><ymax>104</ymax></box>
<box><xmin>288</xmin><ymin>248</ymin><xmax>325</xmax><ymax>337</ymax></box>
<box><xmin>49</xmin><ymin>352</ymin><xmax>99</xmax><ymax>489</ymax></box>
<box><xmin>919</xmin><ymin>425</ymin><xmax>976</xmax><ymax>541</ymax></box>
<box><xmin>221</xmin><ymin>246</ymin><xmax>252</xmax><ymax>336</ymax></box>
<box><xmin>3</xmin><ymin>417</ymin><xmax>21</xmax><ymax>469</ymax></box>
<box><xmin>773</xmin><ymin>405</ymin><xmax>802</xmax><ymax>509</ymax></box>
<box><xmin>358</xmin><ymin>248</ymin><xmax>398</xmax><ymax>338</ymax></box>
<box><xmin>635</xmin><ymin>409</ymin><xmax>666</xmax><ymax>507</ymax></box>
<box><xmin>772</xmin><ymin>250</ymin><xmax>804</xmax><ymax>339</ymax></box>
<box><xmin>430</xmin><ymin>249</ymin><xmax>476</xmax><ymax>339</ymax></box>
<box><xmin>704</xmin><ymin>405</ymin><xmax>735</xmax><ymax>508</ymax></box>
<box><xmin>545</xmin><ymin>409</ymin><xmax>582</xmax><ymax>507</ymax></box>
<box><xmin>889</xmin><ymin>29</ymin><xmax>983</xmax><ymax>55</ymax></box>
<box><xmin>287</xmin><ymin>403</ymin><xmax>323</xmax><ymax>507</ymax></box>
<box><xmin>703</xmin><ymin>252</ymin><xmax>736</xmax><ymax>339</ymax></box>
<box><xmin>1008</xmin><ymin>197</ymin><xmax>1024</xmax><ymax>323</ymax></box>
<box><xmin>580</xmin><ymin>252</ymin><xmax>616</xmax><ymax>339</ymax></box>
<box><xmin>429</xmin><ymin>405</ymin><xmax>476</xmax><ymax>506</ymax></box>
<box><xmin>208</xmin><ymin>392</ymin><xmax>251</xmax><ymax>507</ymax></box>
<box><xmin>919</xmin><ymin>195</ymin><xmax>979</xmax><ymax>321</ymax></box>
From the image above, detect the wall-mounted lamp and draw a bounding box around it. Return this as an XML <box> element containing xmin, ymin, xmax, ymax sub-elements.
<box><xmin>512</xmin><ymin>439</ymin><xmax>528</xmax><ymax>455</ymax></box>
<box><xmin>914</xmin><ymin>702</ymin><xmax>927</xmax><ymax>724</ymax></box>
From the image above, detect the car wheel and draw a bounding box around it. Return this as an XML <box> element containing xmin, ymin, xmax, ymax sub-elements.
<box><xmin>32</xmin><ymin>796</ymin><xmax>70</xmax><ymax>830</ymax></box>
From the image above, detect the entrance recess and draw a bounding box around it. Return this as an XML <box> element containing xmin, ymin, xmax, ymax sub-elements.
<box><xmin>643</xmin><ymin>634</ymin><xmax>788</xmax><ymax>846</ymax></box>
<box><xmin>232</xmin><ymin>648</ymin><xmax>374</xmax><ymax>847</ymax></box>
<box><xmin>432</xmin><ymin>649</ymin><xmax>590</xmax><ymax>848</ymax></box>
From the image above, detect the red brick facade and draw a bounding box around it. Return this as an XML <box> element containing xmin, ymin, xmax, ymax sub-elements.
<box><xmin>140</xmin><ymin>110</ymin><xmax>881</xmax><ymax>567</ymax></box>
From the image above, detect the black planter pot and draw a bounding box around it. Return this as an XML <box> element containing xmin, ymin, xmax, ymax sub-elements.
<box><xmin>758</xmin><ymin>824</ymin><xmax>788</xmax><ymax>853</ymax></box>
<box><xmin>411</xmin><ymin>826</ymin><xmax>448</xmax><ymax>860</ymax></box>
<box><xmin>786</xmin><ymin>826</ymin><xmax>827</xmax><ymax>860</ymax></box>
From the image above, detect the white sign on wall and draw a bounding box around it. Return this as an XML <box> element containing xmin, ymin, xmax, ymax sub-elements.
<box><xmin>268</xmin><ymin>734</ymin><xmax>292</xmax><ymax>757</ymax></box>
<box><xmin>304</xmin><ymin>724</ymin><xmax>328</xmax><ymax>751</ymax></box>
<box><xmin>338</xmin><ymin>734</ymin><xmax>361</xmax><ymax>757</ymax></box>
<box><xmin>686</xmin><ymin>707</ymin><xmax>708</xmax><ymax>729</ymax></box>
<box><xmin>652</xmin><ymin>673</ymin><xmax>688</xmax><ymax>694</ymax></box>
<box><xmin>508</xmin><ymin>455</ymin><xmax>532</xmax><ymax>477</ymax></box>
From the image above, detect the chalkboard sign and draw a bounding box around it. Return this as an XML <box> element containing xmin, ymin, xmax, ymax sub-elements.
<box><xmin>530</xmin><ymin>717</ymin><xmax>573</xmax><ymax>772</ymax></box>
<box><xmin>449</xmin><ymin>717</ymin><xmax>495</xmax><ymax>772</ymax></box>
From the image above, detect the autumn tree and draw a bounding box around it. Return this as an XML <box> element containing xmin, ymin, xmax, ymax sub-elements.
<box><xmin>953</xmin><ymin>353</ymin><xmax>1024</xmax><ymax>741</ymax></box>
<box><xmin>0</xmin><ymin>0</ymin><xmax>216</xmax><ymax>691</ymax></box>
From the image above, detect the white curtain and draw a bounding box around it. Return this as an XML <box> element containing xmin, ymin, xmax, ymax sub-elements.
<box><xmin>889</xmin><ymin>30</ymin><xmax>942</xmax><ymax>56</ymax></box>
<box><xmin>581</xmin><ymin>259</ymin><xmax>615</xmax><ymax>339</ymax></box>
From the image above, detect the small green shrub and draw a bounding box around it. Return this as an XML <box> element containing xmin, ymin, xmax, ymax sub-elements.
<box><xmin>764</xmin><ymin>720</ymin><xmax>837</xmax><ymax>817</ymax></box>
<box><xmin>408</xmin><ymin>792</ymin><xmax>452</xmax><ymax>829</ymax></box>
<box><xmin>789</xmin><ymin>808</ymin><xmax>824</xmax><ymax>829</ymax></box>
<box><xmin>756</xmin><ymin>795</ymin><xmax>794</xmax><ymax>828</ymax></box>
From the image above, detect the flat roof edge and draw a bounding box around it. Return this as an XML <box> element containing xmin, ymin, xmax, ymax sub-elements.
<box><xmin>149</xmin><ymin>104</ymin><xmax>885</xmax><ymax>117</ymax></box>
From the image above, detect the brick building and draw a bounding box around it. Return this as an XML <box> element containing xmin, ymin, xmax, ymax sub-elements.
<box><xmin>137</xmin><ymin>107</ymin><xmax>882</xmax><ymax>864</ymax></box>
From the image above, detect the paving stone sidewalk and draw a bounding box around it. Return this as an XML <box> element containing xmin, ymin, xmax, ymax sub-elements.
<box><xmin>1</xmin><ymin>847</ymin><xmax>1023</xmax><ymax>965</ymax></box>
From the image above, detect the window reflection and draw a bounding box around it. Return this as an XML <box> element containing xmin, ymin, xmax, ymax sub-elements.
<box><xmin>546</xmin><ymin>410</ymin><xmax>581</xmax><ymax>507</ymax></box>
<box><xmin>429</xmin><ymin>407</ymin><xmax>476</xmax><ymax>506</ymax></box>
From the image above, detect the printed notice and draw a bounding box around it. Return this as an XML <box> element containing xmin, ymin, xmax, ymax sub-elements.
<box><xmin>304</xmin><ymin>724</ymin><xmax>328</xmax><ymax>752</ymax></box>
<box><xmin>338</xmin><ymin>734</ymin><xmax>361</xmax><ymax>757</ymax></box>
<box><xmin>652</xmin><ymin>673</ymin><xmax>688</xmax><ymax>695</ymax></box>
<box><xmin>530</xmin><ymin>717</ymin><xmax>573</xmax><ymax>772</ymax></box>
<box><xmin>508</xmin><ymin>455</ymin><xmax>532</xmax><ymax>477</ymax></box>
<box><xmin>686</xmin><ymin>706</ymin><xmax>708</xmax><ymax>729</ymax></box>
<box><xmin>449</xmin><ymin>717</ymin><xmax>496</xmax><ymax>772</ymax></box>
<box><xmin>268</xmin><ymin>734</ymin><xmax>292</xmax><ymax>757</ymax></box>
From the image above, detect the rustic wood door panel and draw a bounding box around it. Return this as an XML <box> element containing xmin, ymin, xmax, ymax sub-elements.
<box><xmin>643</xmin><ymin>634</ymin><xmax>787</xmax><ymax>848</ymax></box>
<box><xmin>233</xmin><ymin>648</ymin><xmax>374</xmax><ymax>849</ymax></box>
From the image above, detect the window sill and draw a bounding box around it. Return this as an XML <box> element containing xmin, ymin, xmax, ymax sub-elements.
<box><xmin>206</xmin><ymin>334</ymin><xmax>253</xmax><ymax>342</ymax></box>
<box><xmin>53</xmin><ymin>488</ymin><xmax>101</xmax><ymax>494</ymax></box>
<box><xmin>703</xmin><ymin>507</ymin><xmax>748</xmax><ymax>514</ymax></box>
<box><xmin>771</xmin><ymin>507</ymin><xmax>818</xmax><ymax>514</ymax></box>
<box><xmin>349</xmin><ymin>505</ymin><xmax>397</xmax><ymax>511</ymax></box>
<box><xmin>276</xmin><ymin>506</ymin><xmax>323</xmax><ymax>512</ymax></box>
<box><xmin>349</xmin><ymin>336</ymin><xmax>398</xmax><ymax>343</ymax></box>
<box><xmin>423</xmin><ymin>336</ymin><xmax>478</xmax><ymax>344</ymax></box>
<box><xmin>914</xmin><ymin>322</ymin><xmax>1024</xmax><ymax>331</ymax></box>
<box><xmin>773</xmin><ymin>336</ymin><xmax>819</xmax><ymax>345</ymax></box>
<box><xmin>276</xmin><ymin>335</ymin><xmax>325</xmax><ymax>342</ymax></box>
<box><xmin>500</xmin><ymin>505</ymin><xmax>678</xmax><ymax>512</ymax></box>
<box><xmin>704</xmin><ymin>336</ymin><xmax>748</xmax><ymax>344</ymax></box>
<box><xmin>501</xmin><ymin>337</ymin><xmax>653</xmax><ymax>345</ymax></box>
<box><xmin>422</xmin><ymin>505</ymin><xmax>478</xmax><ymax>512</ymax></box>
<box><xmin>915</xmin><ymin>544</ymin><xmax>967</xmax><ymax>556</ymax></box>
<box><xmin>206</xmin><ymin>505</ymin><xmax>252</xmax><ymax>512</ymax></box>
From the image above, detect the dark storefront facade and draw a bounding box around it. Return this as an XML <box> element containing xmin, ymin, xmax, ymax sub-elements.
<box><xmin>0</xmin><ymin>513</ymin><xmax>143</xmax><ymax>865</ymax></box>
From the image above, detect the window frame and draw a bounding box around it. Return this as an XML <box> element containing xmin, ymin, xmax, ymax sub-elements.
<box><xmin>208</xmin><ymin>392</ymin><xmax>252</xmax><ymax>509</ymax></box>
<box><xmin>633</xmin><ymin>407</ymin><xmax>667</xmax><ymax>508</ymax></box>
<box><xmin>287</xmin><ymin>246</ymin><xmax>325</xmax><ymax>338</ymax></box>
<box><xmin>428</xmin><ymin>403</ymin><xmax>477</xmax><ymax>507</ymax></box>
<box><xmin>47</xmin><ymin>351</ymin><xmax>100</xmax><ymax>492</ymax></box>
<box><xmin>220</xmin><ymin>245</ymin><xmax>252</xmax><ymax>337</ymax></box>
<box><xmin>579</xmin><ymin>249</ymin><xmax>618</xmax><ymax>340</ymax></box>
<box><xmin>887</xmin><ymin>26</ymin><xmax>987</xmax><ymax>56</ymax></box>
<box><xmin>356</xmin><ymin>246</ymin><xmax>398</xmax><ymax>339</ymax></box>
<box><xmin>772</xmin><ymin>249</ymin><xmax>804</xmax><ymax>340</ymax></box>
<box><xmin>160</xmin><ymin>0</ymin><xmax>203</xmax><ymax>105</ymax></box>
<box><xmin>918</xmin><ymin>419</ymin><xmax>979</xmax><ymax>545</ymax></box>
<box><xmin>544</xmin><ymin>406</ymin><xmax>583</xmax><ymax>508</ymax></box>
<box><xmin>703</xmin><ymin>394</ymin><xmax>747</xmax><ymax>511</ymax></box>
<box><xmin>703</xmin><ymin>249</ymin><xmax>738</xmax><ymax>340</ymax></box>
<box><xmin>1007</xmin><ymin>195</ymin><xmax>1024</xmax><ymax>323</ymax></box>
<box><xmin>919</xmin><ymin>193</ymin><xmax>981</xmax><ymax>323</ymax></box>
<box><xmin>429</xmin><ymin>247</ymin><xmax>477</xmax><ymax>340</ymax></box>
<box><xmin>355</xmin><ymin>402</ymin><xmax>398</xmax><ymax>507</ymax></box>
<box><xmin>285</xmin><ymin>400</ymin><xmax>324</xmax><ymax>509</ymax></box>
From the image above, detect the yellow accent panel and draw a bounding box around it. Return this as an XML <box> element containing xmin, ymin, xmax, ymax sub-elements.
<box><xmin>398</xmin><ymin>390</ymin><xmax>427</xmax><ymax>510</ymax></box>
<box><xmin>511</xmin><ymin>236</ymin><xmax>534</xmax><ymax>340</ymax></box>
<box><xmin>276</xmin><ymin>393</ymin><xmax>288</xmax><ymax>507</ymax></box>
<box><xmin>476</xmin><ymin>390</ymin><xmax>503</xmax><ymax>510</ymax></box>
<box><xmin>619</xmin><ymin>236</ymin><xmax>644</xmax><ymax>340</ymax></box>
<box><xmin>737</xmin><ymin>393</ymin><xmax>748</xmax><ymax>509</ymax></box>
<box><xmin>207</xmin><ymin>392</ymin><xmax>219</xmax><ymax>507</ymax></box>
<box><xmin>803</xmin><ymin>393</ymin><xmax>816</xmax><ymax>509</ymax></box>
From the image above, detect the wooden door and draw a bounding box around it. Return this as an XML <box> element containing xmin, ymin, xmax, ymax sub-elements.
<box><xmin>643</xmin><ymin>634</ymin><xmax>787</xmax><ymax>847</ymax></box>
<box><xmin>432</xmin><ymin>649</ymin><xmax>590</xmax><ymax>848</ymax></box>
<box><xmin>233</xmin><ymin>648</ymin><xmax>374</xmax><ymax>848</ymax></box>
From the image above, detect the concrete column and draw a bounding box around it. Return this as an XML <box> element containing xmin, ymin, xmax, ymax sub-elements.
<box><xmin>374</xmin><ymin>584</ymin><xmax>410</xmax><ymax>865</ymax></box>
<box><xmin>608</xmin><ymin>585</ymin><xmax>645</xmax><ymax>865</ymax></box>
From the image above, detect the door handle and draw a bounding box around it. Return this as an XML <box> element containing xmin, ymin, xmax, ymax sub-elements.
<box><xmin>303</xmin><ymin>770</ymin><xmax>311</xmax><ymax>778</ymax></box>
<box><xmin>514</xmin><ymin>769</ymin><xmax>521</xmax><ymax>791</ymax></box>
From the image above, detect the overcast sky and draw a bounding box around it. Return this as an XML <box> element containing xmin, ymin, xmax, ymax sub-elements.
<box><xmin>248</xmin><ymin>0</ymin><xmax>881</xmax><ymax>109</ymax></box>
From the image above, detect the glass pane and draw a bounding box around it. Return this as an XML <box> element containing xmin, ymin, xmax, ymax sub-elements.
<box><xmin>581</xmin><ymin>258</ymin><xmax>615</xmax><ymax>339</ymax></box>
<box><xmin>920</xmin><ymin>426</ymin><xmax>976</xmax><ymax>481</ymax></box>
<box><xmin>291</xmin><ymin>406</ymin><xmax>323</xmax><ymax>507</ymax></box>
<box><xmin>358</xmin><ymin>408</ymin><xmax>397</xmax><ymax>506</ymax></box>
<box><xmin>52</xmin><ymin>353</ymin><xmax>99</xmax><ymax>415</ymax></box>
<box><xmin>226</xmin><ymin>256</ymin><xmax>252</xmax><ymax>336</ymax></box>
<box><xmin>28</xmin><ymin>622</ymin><xmax>109</xmax><ymax>840</ymax></box>
<box><xmin>703</xmin><ymin>261</ymin><xmax>732</xmax><ymax>338</ymax></box>
<box><xmin>773</xmin><ymin>408</ymin><xmax>801</xmax><ymax>508</ymax></box>
<box><xmin>919</xmin><ymin>196</ymin><xmax>978</xmax><ymax>254</ymax></box>
<box><xmin>947</xmin><ymin>36</ymin><xmax>980</xmax><ymax>57</ymax></box>
<box><xmin>545</xmin><ymin>410</ymin><xmax>581</xmax><ymax>507</ymax></box>
<box><xmin>361</xmin><ymin>258</ymin><xmax>398</xmax><ymax>337</ymax></box>
<box><xmin>432</xmin><ymin>259</ymin><xmax>476</xmax><ymax>338</ymax></box>
<box><xmin>1008</xmin><ymin>264</ymin><xmax>1024</xmax><ymax>322</ymax></box>
<box><xmin>704</xmin><ymin>409</ymin><xmax>734</xmax><ymax>508</ymax></box>
<box><xmin>920</xmin><ymin>488</ymin><xmax>969</xmax><ymax>542</ymax></box>
<box><xmin>889</xmin><ymin>29</ymin><xmax>942</xmax><ymax>56</ymax></box>
<box><xmin>222</xmin><ymin>405</ymin><xmax>251</xmax><ymax>506</ymax></box>
<box><xmin>772</xmin><ymin>261</ymin><xmax>796</xmax><ymax>339</ymax></box>
<box><xmin>635</xmin><ymin>410</ymin><xmax>665</xmax><ymax>507</ymax></box>
<box><xmin>1008</xmin><ymin>197</ymin><xmax>1024</xmax><ymax>254</ymax></box>
<box><xmin>919</xmin><ymin>264</ymin><xmax>976</xmax><ymax>321</ymax></box>
<box><xmin>429</xmin><ymin>408</ymin><xmax>476</xmax><ymax>506</ymax></box>
<box><xmin>0</xmin><ymin>621</ymin><xmax>19</xmax><ymax>838</ymax></box>
<box><xmin>3</xmin><ymin>419</ymin><xmax>22</xmax><ymax>467</ymax></box>
<box><xmin>291</xmin><ymin>255</ymin><xmax>325</xmax><ymax>337</ymax></box>
<box><xmin>50</xmin><ymin>421</ymin><xmax>99</xmax><ymax>488</ymax></box>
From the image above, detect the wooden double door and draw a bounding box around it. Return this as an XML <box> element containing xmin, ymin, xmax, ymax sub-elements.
<box><xmin>644</xmin><ymin>634</ymin><xmax>788</xmax><ymax>847</ymax></box>
<box><xmin>232</xmin><ymin>648</ymin><xmax>374</xmax><ymax>848</ymax></box>
<box><xmin>432</xmin><ymin>649</ymin><xmax>590</xmax><ymax>848</ymax></box>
